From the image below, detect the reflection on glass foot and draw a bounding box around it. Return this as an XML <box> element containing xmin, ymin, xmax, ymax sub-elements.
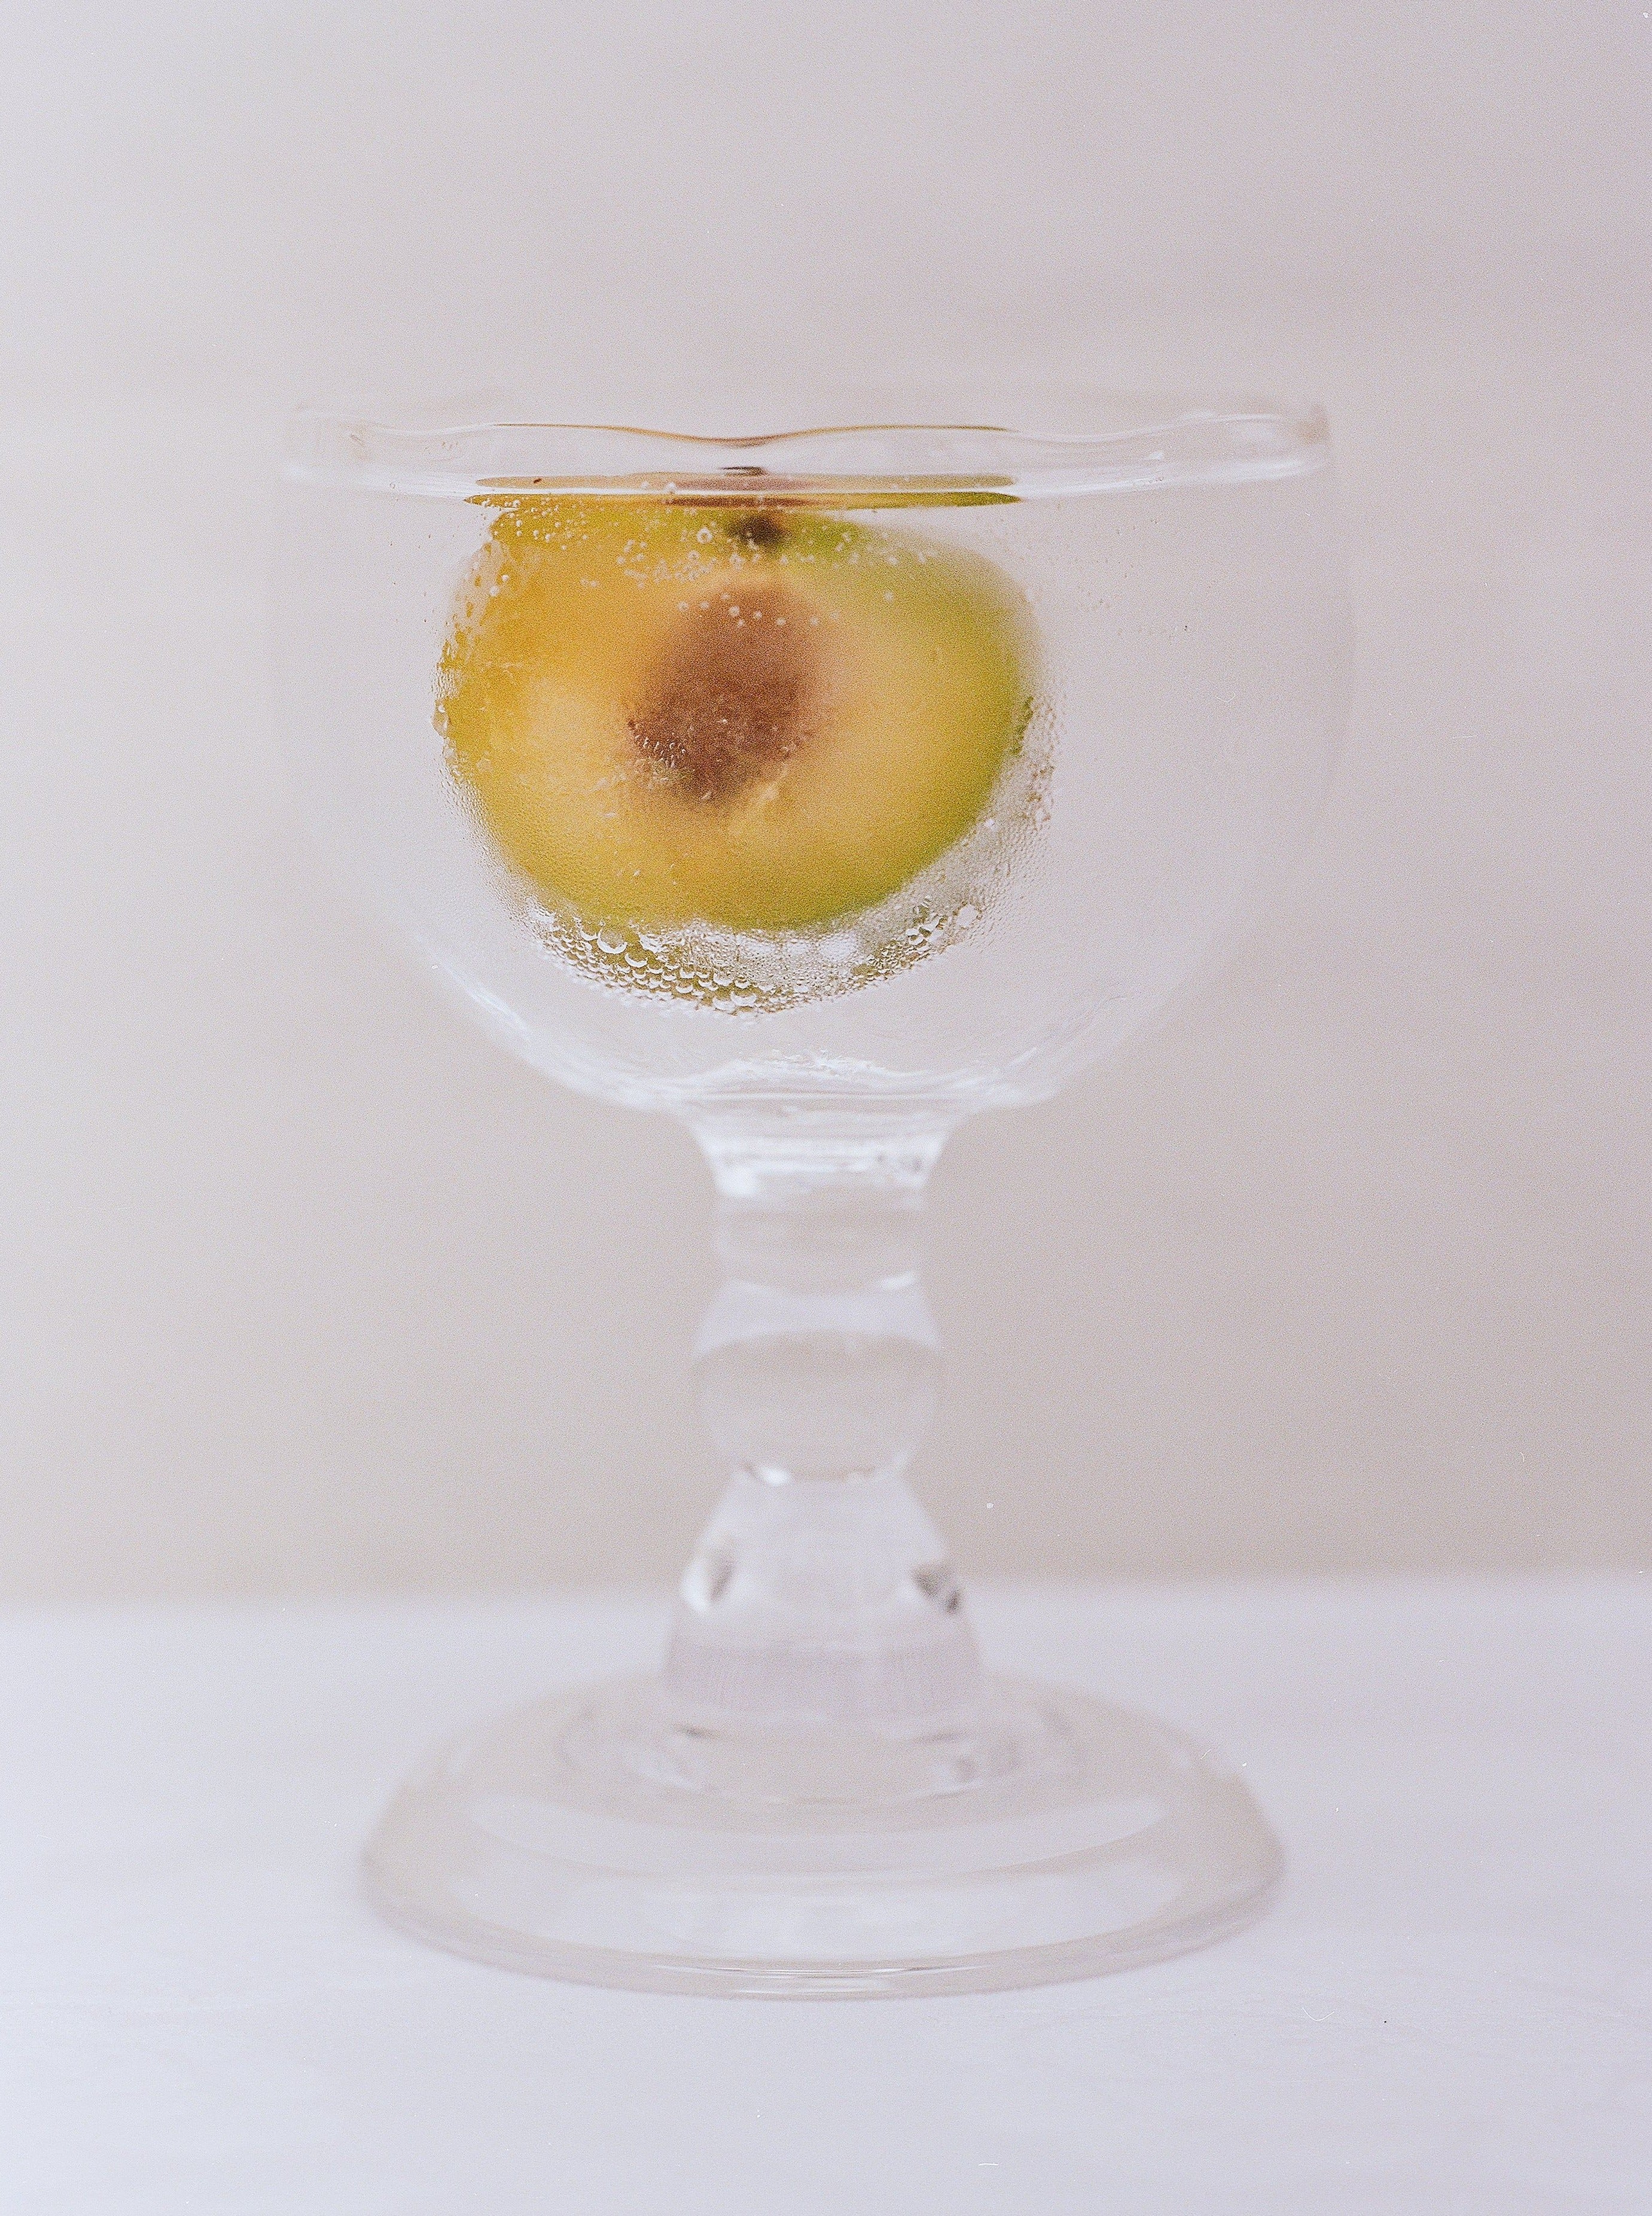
<box><xmin>364</xmin><ymin>1675</ymin><xmax>1281</xmax><ymax>1998</ymax></box>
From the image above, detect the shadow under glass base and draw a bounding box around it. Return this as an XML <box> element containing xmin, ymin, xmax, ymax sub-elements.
<box><xmin>364</xmin><ymin>1675</ymin><xmax>1282</xmax><ymax>1998</ymax></box>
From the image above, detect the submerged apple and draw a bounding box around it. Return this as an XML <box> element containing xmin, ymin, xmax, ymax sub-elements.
<box><xmin>439</xmin><ymin>493</ymin><xmax>1037</xmax><ymax>941</ymax></box>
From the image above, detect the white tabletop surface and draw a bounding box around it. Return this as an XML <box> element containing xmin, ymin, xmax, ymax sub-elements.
<box><xmin>5</xmin><ymin>1580</ymin><xmax>1650</xmax><ymax>2214</ymax></box>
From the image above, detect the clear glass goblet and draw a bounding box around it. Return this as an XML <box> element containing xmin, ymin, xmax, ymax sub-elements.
<box><xmin>279</xmin><ymin>400</ymin><xmax>1350</xmax><ymax>1996</ymax></box>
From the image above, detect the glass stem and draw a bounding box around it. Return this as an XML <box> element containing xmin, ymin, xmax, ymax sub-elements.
<box><xmin>665</xmin><ymin>1115</ymin><xmax>983</xmax><ymax>1724</ymax></box>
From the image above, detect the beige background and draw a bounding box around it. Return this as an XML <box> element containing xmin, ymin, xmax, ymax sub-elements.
<box><xmin>1</xmin><ymin>2</ymin><xmax>1647</xmax><ymax>1599</ymax></box>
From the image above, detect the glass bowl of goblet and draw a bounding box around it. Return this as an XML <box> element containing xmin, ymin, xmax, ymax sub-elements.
<box><xmin>278</xmin><ymin>400</ymin><xmax>1350</xmax><ymax>1996</ymax></box>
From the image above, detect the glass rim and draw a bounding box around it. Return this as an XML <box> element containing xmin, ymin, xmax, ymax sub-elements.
<box><xmin>283</xmin><ymin>397</ymin><xmax>1331</xmax><ymax>501</ymax></box>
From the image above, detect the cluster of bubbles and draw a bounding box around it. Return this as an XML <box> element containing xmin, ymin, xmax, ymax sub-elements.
<box><xmin>527</xmin><ymin>708</ymin><xmax>1053</xmax><ymax>1016</ymax></box>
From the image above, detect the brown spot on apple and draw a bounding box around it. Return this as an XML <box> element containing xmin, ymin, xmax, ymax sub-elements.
<box><xmin>628</xmin><ymin>582</ymin><xmax>822</xmax><ymax>803</ymax></box>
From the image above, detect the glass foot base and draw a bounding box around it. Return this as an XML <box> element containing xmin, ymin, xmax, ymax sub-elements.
<box><xmin>364</xmin><ymin>1675</ymin><xmax>1281</xmax><ymax>1996</ymax></box>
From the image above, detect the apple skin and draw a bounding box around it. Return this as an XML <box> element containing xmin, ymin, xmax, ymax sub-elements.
<box><xmin>439</xmin><ymin>498</ymin><xmax>1037</xmax><ymax>936</ymax></box>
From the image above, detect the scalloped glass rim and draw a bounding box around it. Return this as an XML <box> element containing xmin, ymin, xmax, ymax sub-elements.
<box><xmin>283</xmin><ymin>400</ymin><xmax>1330</xmax><ymax>499</ymax></box>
